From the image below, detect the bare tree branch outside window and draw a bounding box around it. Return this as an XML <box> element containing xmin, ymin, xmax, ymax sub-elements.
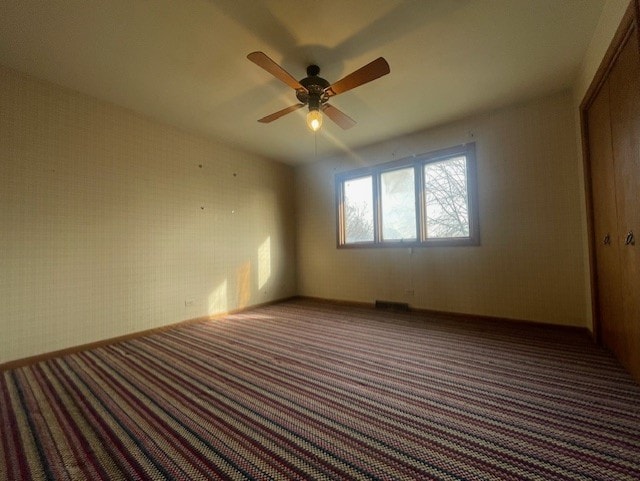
<box><xmin>344</xmin><ymin>176</ymin><xmax>374</xmax><ymax>243</ymax></box>
<box><xmin>424</xmin><ymin>157</ymin><xmax>469</xmax><ymax>238</ymax></box>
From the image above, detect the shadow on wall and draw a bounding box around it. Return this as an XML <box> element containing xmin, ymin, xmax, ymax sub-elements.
<box><xmin>207</xmin><ymin>235</ymin><xmax>272</xmax><ymax>315</ymax></box>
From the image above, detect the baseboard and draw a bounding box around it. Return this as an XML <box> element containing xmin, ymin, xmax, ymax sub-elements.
<box><xmin>295</xmin><ymin>295</ymin><xmax>591</xmax><ymax>336</ymax></box>
<box><xmin>291</xmin><ymin>295</ymin><xmax>375</xmax><ymax>309</ymax></box>
<box><xmin>0</xmin><ymin>296</ymin><xmax>297</xmax><ymax>372</ymax></box>
<box><xmin>4</xmin><ymin>295</ymin><xmax>590</xmax><ymax>371</ymax></box>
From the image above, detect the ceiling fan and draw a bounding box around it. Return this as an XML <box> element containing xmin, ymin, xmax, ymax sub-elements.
<box><xmin>247</xmin><ymin>51</ymin><xmax>390</xmax><ymax>132</ymax></box>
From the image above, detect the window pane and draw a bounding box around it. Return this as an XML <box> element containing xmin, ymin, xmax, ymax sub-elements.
<box><xmin>381</xmin><ymin>168</ymin><xmax>416</xmax><ymax>241</ymax></box>
<box><xmin>424</xmin><ymin>156</ymin><xmax>470</xmax><ymax>238</ymax></box>
<box><xmin>343</xmin><ymin>176</ymin><xmax>374</xmax><ymax>243</ymax></box>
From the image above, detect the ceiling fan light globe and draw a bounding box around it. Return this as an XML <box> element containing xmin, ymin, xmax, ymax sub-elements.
<box><xmin>306</xmin><ymin>110</ymin><xmax>323</xmax><ymax>132</ymax></box>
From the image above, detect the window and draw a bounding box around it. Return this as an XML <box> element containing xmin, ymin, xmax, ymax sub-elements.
<box><xmin>336</xmin><ymin>143</ymin><xmax>479</xmax><ymax>247</ymax></box>
<box><xmin>343</xmin><ymin>175</ymin><xmax>374</xmax><ymax>243</ymax></box>
<box><xmin>423</xmin><ymin>156</ymin><xmax>469</xmax><ymax>239</ymax></box>
<box><xmin>381</xmin><ymin>167</ymin><xmax>417</xmax><ymax>241</ymax></box>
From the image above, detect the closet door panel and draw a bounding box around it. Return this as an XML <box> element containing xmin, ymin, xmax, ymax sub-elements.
<box><xmin>587</xmin><ymin>82</ymin><xmax>624</xmax><ymax>357</ymax></box>
<box><xmin>609</xmin><ymin>29</ymin><xmax>640</xmax><ymax>377</ymax></box>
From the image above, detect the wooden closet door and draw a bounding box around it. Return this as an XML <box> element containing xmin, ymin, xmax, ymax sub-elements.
<box><xmin>587</xmin><ymin>81</ymin><xmax>624</xmax><ymax>358</ymax></box>
<box><xmin>608</xmin><ymin>28</ymin><xmax>640</xmax><ymax>378</ymax></box>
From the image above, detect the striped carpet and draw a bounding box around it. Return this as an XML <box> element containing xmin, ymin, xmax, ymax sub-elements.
<box><xmin>2</xmin><ymin>299</ymin><xmax>640</xmax><ymax>480</ymax></box>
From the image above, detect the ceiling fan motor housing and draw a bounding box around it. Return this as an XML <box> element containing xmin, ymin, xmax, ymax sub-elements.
<box><xmin>297</xmin><ymin>65</ymin><xmax>330</xmax><ymax>108</ymax></box>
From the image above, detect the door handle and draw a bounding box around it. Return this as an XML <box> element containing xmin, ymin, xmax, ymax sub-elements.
<box><xmin>603</xmin><ymin>234</ymin><xmax>611</xmax><ymax>245</ymax></box>
<box><xmin>624</xmin><ymin>231</ymin><xmax>635</xmax><ymax>246</ymax></box>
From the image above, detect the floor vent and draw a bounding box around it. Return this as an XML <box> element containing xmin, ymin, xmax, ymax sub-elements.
<box><xmin>375</xmin><ymin>300</ymin><xmax>410</xmax><ymax>312</ymax></box>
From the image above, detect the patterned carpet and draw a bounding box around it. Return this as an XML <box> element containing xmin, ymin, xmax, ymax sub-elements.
<box><xmin>2</xmin><ymin>298</ymin><xmax>640</xmax><ymax>480</ymax></box>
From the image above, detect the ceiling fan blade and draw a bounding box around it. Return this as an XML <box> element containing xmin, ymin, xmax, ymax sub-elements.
<box><xmin>258</xmin><ymin>103</ymin><xmax>305</xmax><ymax>123</ymax></box>
<box><xmin>322</xmin><ymin>104</ymin><xmax>356</xmax><ymax>130</ymax></box>
<box><xmin>325</xmin><ymin>57</ymin><xmax>390</xmax><ymax>97</ymax></box>
<box><xmin>247</xmin><ymin>51</ymin><xmax>306</xmax><ymax>91</ymax></box>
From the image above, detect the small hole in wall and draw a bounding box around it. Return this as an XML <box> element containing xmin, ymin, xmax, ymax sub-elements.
<box><xmin>198</xmin><ymin>164</ymin><xmax>203</xmax><ymax>168</ymax></box>
<box><xmin>233</xmin><ymin>173</ymin><xmax>237</xmax><ymax>177</ymax></box>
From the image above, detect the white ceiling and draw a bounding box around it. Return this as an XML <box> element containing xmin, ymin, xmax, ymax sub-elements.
<box><xmin>0</xmin><ymin>0</ymin><xmax>604</xmax><ymax>165</ymax></box>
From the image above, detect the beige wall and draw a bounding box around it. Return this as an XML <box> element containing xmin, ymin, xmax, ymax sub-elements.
<box><xmin>295</xmin><ymin>91</ymin><xmax>588</xmax><ymax>326</ymax></box>
<box><xmin>0</xmin><ymin>65</ymin><xmax>296</xmax><ymax>364</ymax></box>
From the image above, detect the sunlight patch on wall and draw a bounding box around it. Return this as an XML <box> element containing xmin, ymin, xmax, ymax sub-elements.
<box><xmin>258</xmin><ymin>236</ymin><xmax>271</xmax><ymax>289</ymax></box>
<box><xmin>236</xmin><ymin>261</ymin><xmax>251</xmax><ymax>309</ymax></box>
<box><xmin>208</xmin><ymin>279</ymin><xmax>228</xmax><ymax>315</ymax></box>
